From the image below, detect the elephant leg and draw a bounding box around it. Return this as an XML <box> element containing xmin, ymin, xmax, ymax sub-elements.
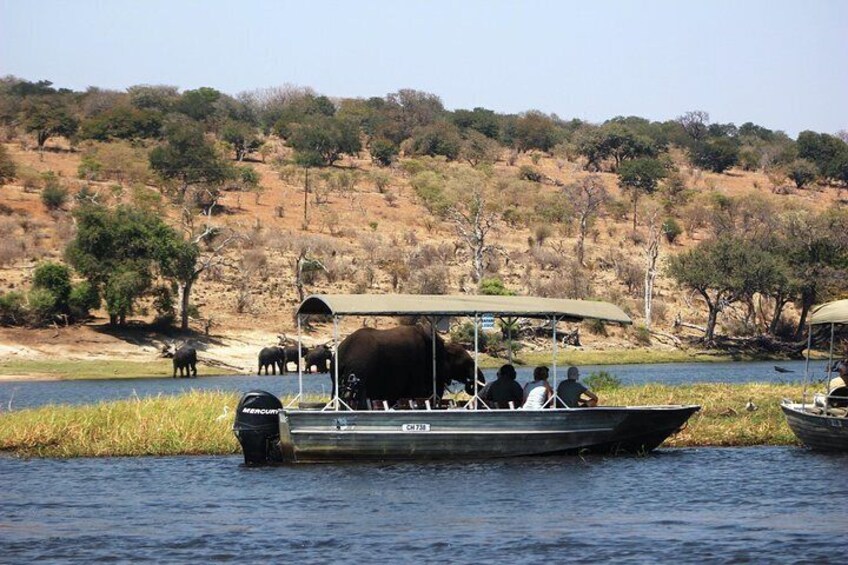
<box><xmin>191</xmin><ymin>363</ymin><xmax>197</xmax><ymax>378</ymax></box>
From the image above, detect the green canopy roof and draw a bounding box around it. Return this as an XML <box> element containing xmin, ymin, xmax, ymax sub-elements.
<box><xmin>810</xmin><ymin>299</ymin><xmax>848</xmax><ymax>326</ymax></box>
<box><xmin>296</xmin><ymin>294</ymin><xmax>632</xmax><ymax>324</ymax></box>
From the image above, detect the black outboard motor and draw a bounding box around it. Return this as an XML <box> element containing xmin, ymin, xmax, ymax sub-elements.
<box><xmin>233</xmin><ymin>390</ymin><xmax>283</xmax><ymax>466</ymax></box>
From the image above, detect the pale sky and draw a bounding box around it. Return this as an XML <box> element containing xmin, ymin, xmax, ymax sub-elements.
<box><xmin>1</xmin><ymin>0</ymin><xmax>846</xmax><ymax>136</ymax></box>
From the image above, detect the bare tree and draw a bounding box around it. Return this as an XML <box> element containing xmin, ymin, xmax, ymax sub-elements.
<box><xmin>642</xmin><ymin>206</ymin><xmax>662</xmax><ymax>330</ymax></box>
<box><xmin>449</xmin><ymin>181</ymin><xmax>499</xmax><ymax>286</ymax></box>
<box><xmin>566</xmin><ymin>174</ymin><xmax>607</xmax><ymax>266</ymax></box>
<box><xmin>676</xmin><ymin>110</ymin><xmax>710</xmax><ymax>141</ymax></box>
<box><xmin>288</xmin><ymin>235</ymin><xmax>329</xmax><ymax>302</ymax></box>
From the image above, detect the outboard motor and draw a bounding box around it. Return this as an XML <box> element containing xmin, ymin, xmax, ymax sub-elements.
<box><xmin>233</xmin><ymin>390</ymin><xmax>283</xmax><ymax>466</ymax></box>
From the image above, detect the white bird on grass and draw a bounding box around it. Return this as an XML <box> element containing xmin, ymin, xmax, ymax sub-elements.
<box><xmin>215</xmin><ymin>405</ymin><xmax>231</xmax><ymax>422</ymax></box>
<box><xmin>745</xmin><ymin>398</ymin><xmax>758</xmax><ymax>412</ymax></box>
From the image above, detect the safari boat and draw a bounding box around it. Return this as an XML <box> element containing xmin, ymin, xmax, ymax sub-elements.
<box><xmin>781</xmin><ymin>299</ymin><xmax>848</xmax><ymax>451</ymax></box>
<box><xmin>234</xmin><ymin>294</ymin><xmax>700</xmax><ymax>465</ymax></box>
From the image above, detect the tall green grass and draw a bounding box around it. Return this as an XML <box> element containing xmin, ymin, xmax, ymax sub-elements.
<box><xmin>0</xmin><ymin>385</ymin><xmax>805</xmax><ymax>458</ymax></box>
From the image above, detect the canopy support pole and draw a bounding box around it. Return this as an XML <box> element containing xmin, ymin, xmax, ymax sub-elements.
<box><xmin>431</xmin><ymin>316</ymin><xmax>438</xmax><ymax>405</ymax></box>
<box><xmin>333</xmin><ymin>315</ymin><xmax>340</xmax><ymax>410</ymax></box>
<box><xmin>803</xmin><ymin>323</ymin><xmax>812</xmax><ymax>409</ymax></box>
<box><xmin>507</xmin><ymin>317</ymin><xmax>513</xmax><ymax>364</ymax></box>
<box><xmin>473</xmin><ymin>313</ymin><xmax>479</xmax><ymax>409</ymax></box>
<box><xmin>827</xmin><ymin>322</ymin><xmax>835</xmax><ymax>394</ymax></box>
<box><xmin>544</xmin><ymin>315</ymin><xmax>560</xmax><ymax>408</ymax></box>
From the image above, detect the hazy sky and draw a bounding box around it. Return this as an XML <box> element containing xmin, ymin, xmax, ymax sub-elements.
<box><xmin>1</xmin><ymin>0</ymin><xmax>845</xmax><ymax>136</ymax></box>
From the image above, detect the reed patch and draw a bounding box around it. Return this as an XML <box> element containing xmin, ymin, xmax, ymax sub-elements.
<box><xmin>0</xmin><ymin>385</ymin><xmax>805</xmax><ymax>458</ymax></box>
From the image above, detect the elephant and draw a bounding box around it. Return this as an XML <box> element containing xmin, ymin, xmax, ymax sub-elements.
<box><xmin>304</xmin><ymin>345</ymin><xmax>333</xmax><ymax>373</ymax></box>
<box><xmin>258</xmin><ymin>346</ymin><xmax>285</xmax><ymax>375</ymax></box>
<box><xmin>280</xmin><ymin>345</ymin><xmax>308</xmax><ymax>374</ymax></box>
<box><xmin>173</xmin><ymin>346</ymin><xmax>198</xmax><ymax>378</ymax></box>
<box><xmin>334</xmin><ymin>325</ymin><xmax>484</xmax><ymax>409</ymax></box>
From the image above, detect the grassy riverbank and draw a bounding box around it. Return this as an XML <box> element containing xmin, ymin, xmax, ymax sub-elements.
<box><xmin>0</xmin><ymin>359</ymin><xmax>229</xmax><ymax>380</ymax></box>
<box><xmin>0</xmin><ymin>384</ymin><xmax>807</xmax><ymax>458</ymax></box>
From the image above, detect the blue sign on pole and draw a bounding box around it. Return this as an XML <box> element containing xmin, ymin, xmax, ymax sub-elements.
<box><xmin>481</xmin><ymin>314</ymin><xmax>495</xmax><ymax>330</ymax></box>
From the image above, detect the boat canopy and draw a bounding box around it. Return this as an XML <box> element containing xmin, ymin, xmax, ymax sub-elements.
<box><xmin>810</xmin><ymin>299</ymin><xmax>848</xmax><ymax>326</ymax></box>
<box><xmin>296</xmin><ymin>294</ymin><xmax>632</xmax><ymax>324</ymax></box>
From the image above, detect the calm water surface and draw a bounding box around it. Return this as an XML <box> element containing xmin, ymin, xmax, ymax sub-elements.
<box><xmin>0</xmin><ymin>359</ymin><xmax>822</xmax><ymax>411</ymax></box>
<box><xmin>1</xmin><ymin>447</ymin><xmax>846</xmax><ymax>563</ymax></box>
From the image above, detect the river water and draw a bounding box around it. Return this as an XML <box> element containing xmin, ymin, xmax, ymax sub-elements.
<box><xmin>0</xmin><ymin>359</ymin><xmax>824</xmax><ymax>411</ymax></box>
<box><xmin>1</xmin><ymin>446</ymin><xmax>845</xmax><ymax>563</ymax></box>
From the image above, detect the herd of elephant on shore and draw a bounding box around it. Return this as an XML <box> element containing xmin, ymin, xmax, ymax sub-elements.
<box><xmin>167</xmin><ymin>343</ymin><xmax>333</xmax><ymax>378</ymax></box>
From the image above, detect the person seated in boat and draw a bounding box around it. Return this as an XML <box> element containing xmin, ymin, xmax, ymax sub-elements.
<box><xmin>522</xmin><ymin>366</ymin><xmax>553</xmax><ymax>409</ymax></box>
<box><xmin>480</xmin><ymin>364</ymin><xmax>523</xmax><ymax>408</ymax></box>
<box><xmin>556</xmin><ymin>366</ymin><xmax>598</xmax><ymax>408</ymax></box>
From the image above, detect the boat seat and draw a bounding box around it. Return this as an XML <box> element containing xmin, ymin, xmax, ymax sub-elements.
<box><xmin>371</xmin><ymin>400</ymin><xmax>390</xmax><ymax>411</ymax></box>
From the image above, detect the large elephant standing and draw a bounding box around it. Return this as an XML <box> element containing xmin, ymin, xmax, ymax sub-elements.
<box><xmin>173</xmin><ymin>346</ymin><xmax>197</xmax><ymax>378</ymax></box>
<box><xmin>258</xmin><ymin>346</ymin><xmax>284</xmax><ymax>375</ymax></box>
<box><xmin>334</xmin><ymin>325</ymin><xmax>484</xmax><ymax>409</ymax></box>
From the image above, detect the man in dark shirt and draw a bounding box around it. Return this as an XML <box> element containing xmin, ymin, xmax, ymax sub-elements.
<box><xmin>556</xmin><ymin>366</ymin><xmax>598</xmax><ymax>408</ymax></box>
<box><xmin>481</xmin><ymin>364</ymin><xmax>523</xmax><ymax>408</ymax></box>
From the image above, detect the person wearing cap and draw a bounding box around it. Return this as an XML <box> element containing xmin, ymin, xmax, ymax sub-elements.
<box><xmin>480</xmin><ymin>364</ymin><xmax>523</xmax><ymax>409</ymax></box>
<box><xmin>522</xmin><ymin>366</ymin><xmax>553</xmax><ymax>409</ymax></box>
<box><xmin>557</xmin><ymin>366</ymin><xmax>598</xmax><ymax>408</ymax></box>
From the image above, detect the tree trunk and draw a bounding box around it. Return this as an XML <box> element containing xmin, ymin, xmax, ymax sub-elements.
<box><xmin>705</xmin><ymin>305</ymin><xmax>719</xmax><ymax>343</ymax></box>
<box><xmin>631</xmin><ymin>190</ymin><xmax>639</xmax><ymax>231</ymax></box>
<box><xmin>644</xmin><ymin>233</ymin><xmax>660</xmax><ymax>330</ymax></box>
<box><xmin>109</xmin><ymin>314</ymin><xmax>118</xmax><ymax>326</ymax></box>
<box><xmin>179</xmin><ymin>278</ymin><xmax>194</xmax><ymax>331</ymax></box>
<box><xmin>576</xmin><ymin>215</ymin><xmax>587</xmax><ymax>267</ymax></box>
<box><xmin>768</xmin><ymin>295</ymin><xmax>790</xmax><ymax>336</ymax></box>
<box><xmin>795</xmin><ymin>299</ymin><xmax>813</xmax><ymax>341</ymax></box>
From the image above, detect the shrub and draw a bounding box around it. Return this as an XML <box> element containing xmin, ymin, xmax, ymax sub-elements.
<box><xmin>68</xmin><ymin>281</ymin><xmax>100</xmax><ymax>320</ymax></box>
<box><xmin>662</xmin><ymin>218</ymin><xmax>683</xmax><ymax>244</ymax></box>
<box><xmin>41</xmin><ymin>184</ymin><xmax>68</xmax><ymax>211</ymax></box>
<box><xmin>406</xmin><ymin>265</ymin><xmax>449</xmax><ymax>294</ymax></box>
<box><xmin>585</xmin><ymin>318</ymin><xmax>608</xmax><ymax>336</ymax></box>
<box><xmin>451</xmin><ymin>321</ymin><xmax>491</xmax><ymax>351</ymax></box>
<box><xmin>27</xmin><ymin>287</ymin><xmax>58</xmax><ymax>326</ymax></box>
<box><xmin>77</xmin><ymin>154</ymin><xmax>103</xmax><ymax>180</ymax></box>
<box><xmin>583</xmin><ymin>370</ymin><xmax>622</xmax><ymax>391</ymax></box>
<box><xmin>518</xmin><ymin>165</ymin><xmax>543</xmax><ymax>182</ymax></box>
<box><xmin>533</xmin><ymin>224</ymin><xmax>552</xmax><ymax>246</ymax></box>
<box><xmin>369</xmin><ymin>138</ymin><xmax>398</xmax><ymax>166</ymax></box>
<box><xmin>631</xmin><ymin>324</ymin><xmax>652</xmax><ymax>345</ymax></box>
<box><xmin>32</xmin><ymin>262</ymin><xmax>72</xmax><ymax>307</ymax></box>
<box><xmin>370</xmin><ymin>170</ymin><xmax>392</xmax><ymax>193</ymax></box>
<box><xmin>479</xmin><ymin>277</ymin><xmax>514</xmax><ymax>296</ymax></box>
<box><xmin>0</xmin><ymin>291</ymin><xmax>26</xmax><ymax>325</ymax></box>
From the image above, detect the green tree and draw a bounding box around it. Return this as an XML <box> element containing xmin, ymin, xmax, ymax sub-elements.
<box><xmin>407</xmin><ymin>121</ymin><xmax>462</xmax><ymax>160</ymax></box>
<box><xmin>667</xmin><ymin>237</ymin><xmax>780</xmax><ymax>342</ymax></box>
<box><xmin>149</xmin><ymin>118</ymin><xmax>232</xmax><ymax>199</ymax></box>
<box><xmin>460</xmin><ymin>130</ymin><xmax>501</xmax><ymax>167</ymax></box>
<box><xmin>288</xmin><ymin>115</ymin><xmax>361</xmax><ymax>167</ymax></box>
<box><xmin>692</xmin><ymin>137</ymin><xmax>740</xmax><ymax>173</ymax></box>
<box><xmin>617</xmin><ymin>158</ymin><xmax>666</xmax><ymax>230</ymax></box>
<box><xmin>78</xmin><ymin>106</ymin><xmax>163</xmax><ymax>141</ymax></box>
<box><xmin>175</xmin><ymin>87</ymin><xmax>222</xmax><ymax>122</ymax></box>
<box><xmin>797</xmin><ymin>131</ymin><xmax>848</xmax><ymax>183</ymax></box>
<box><xmin>21</xmin><ymin>95</ymin><xmax>78</xmax><ymax>150</ymax></box>
<box><xmin>221</xmin><ymin>120</ymin><xmax>263</xmax><ymax>161</ymax></box>
<box><xmin>66</xmin><ymin>205</ymin><xmax>175</xmax><ymax>325</ymax></box>
<box><xmin>512</xmin><ymin>111</ymin><xmax>560</xmax><ymax>152</ymax></box>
